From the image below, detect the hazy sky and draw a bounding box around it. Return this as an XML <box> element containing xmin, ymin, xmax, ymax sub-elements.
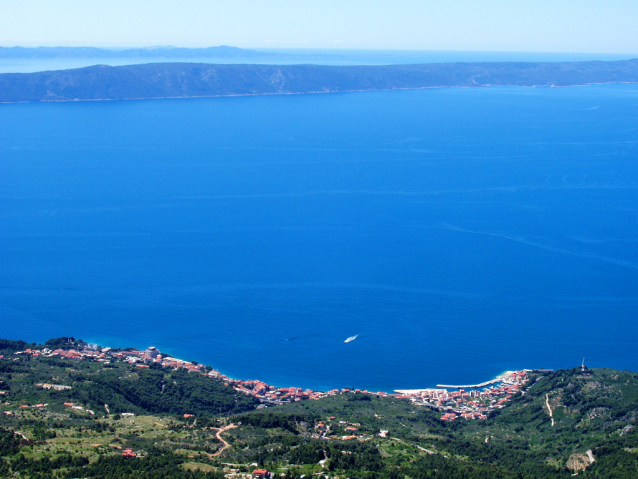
<box><xmin>1</xmin><ymin>0</ymin><xmax>637</xmax><ymax>53</ymax></box>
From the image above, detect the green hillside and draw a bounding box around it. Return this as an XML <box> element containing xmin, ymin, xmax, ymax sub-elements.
<box><xmin>0</xmin><ymin>338</ymin><xmax>636</xmax><ymax>478</ymax></box>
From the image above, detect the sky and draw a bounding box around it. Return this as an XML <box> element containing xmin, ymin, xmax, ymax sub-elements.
<box><xmin>1</xmin><ymin>0</ymin><xmax>637</xmax><ymax>53</ymax></box>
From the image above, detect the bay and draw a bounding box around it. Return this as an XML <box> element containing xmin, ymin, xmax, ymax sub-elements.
<box><xmin>1</xmin><ymin>84</ymin><xmax>637</xmax><ymax>391</ymax></box>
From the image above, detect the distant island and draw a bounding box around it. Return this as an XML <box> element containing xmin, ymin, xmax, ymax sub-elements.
<box><xmin>0</xmin><ymin>45</ymin><xmax>273</xmax><ymax>59</ymax></box>
<box><xmin>1</xmin><ymin>58</ymin><xmax>637</xmax><ymax>103</ymax></box>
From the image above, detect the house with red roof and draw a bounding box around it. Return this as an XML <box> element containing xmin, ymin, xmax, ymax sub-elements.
<box><xmin>122</xmin><ymin>448</ymin><xmax>136</xmax><ymax>458</ymax></box>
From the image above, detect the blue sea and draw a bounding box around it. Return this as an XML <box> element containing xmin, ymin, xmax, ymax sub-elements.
<box><xmin>1</xmin><ymin>84</ymin><xmax>638</xmax><ymax>392</ymax></box>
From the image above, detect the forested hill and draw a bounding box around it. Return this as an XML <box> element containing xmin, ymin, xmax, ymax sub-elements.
<box><xmin>1</xmin><ymin>59</ymin><xmax>638</xmax><ymax>103</ymax></box>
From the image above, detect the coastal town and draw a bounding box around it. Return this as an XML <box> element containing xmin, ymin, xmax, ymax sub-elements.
<box><xmin>8</xmin><ymin>343</ymin><xmax>531</xmax><ymax>423</ymax></box>
<box><xmin>393</xmin><ymin>370</ymin><xmax>530</xmax><ymax>421</ymax></box>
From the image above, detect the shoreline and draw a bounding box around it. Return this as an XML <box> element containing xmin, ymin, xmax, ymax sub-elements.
<box><xmin>10</xmin><ymin>336</ymin><xmax>550</xmax><ymax>421</ymax></box>
<box><xmin>85</xmin><ymin>336</ymin><xmax>520</xmax><ymax>395</ymax></box>
<box><xmin>82</xmin><ymin>333</ymin><xmax>551</xmax><ymax>395</ymax></box>
<box><xmin>1</xmin><ymin>80</ymin><xmax>637</xmax><ymax>105</ymax></box>
<box><xmin>79</xmin><ymin>334</ymin><xmax>517</xmax><ymax>395</ymax></box>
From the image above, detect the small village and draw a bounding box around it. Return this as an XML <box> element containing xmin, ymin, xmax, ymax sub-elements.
<box><xmin>394</xmin><ymin>370</ymin><xmax>530</xmax><ymax>421</ymax></box>
<box><xmin>9</xmin><ymin>344</ymin><xmax>530</xmax><ymax>423</ymax></box>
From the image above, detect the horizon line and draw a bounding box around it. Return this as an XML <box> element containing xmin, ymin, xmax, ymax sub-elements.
<box><xmin>1</xmin><ymin>45</ymin><xmax>638</xmax><ymax>56</ymax></box>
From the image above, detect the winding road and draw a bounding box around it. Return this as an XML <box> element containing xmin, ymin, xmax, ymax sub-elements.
<box><xmin>212</xmin><ymin>424</ymin><xmax>237</xmax><ymax>457</ymax></box>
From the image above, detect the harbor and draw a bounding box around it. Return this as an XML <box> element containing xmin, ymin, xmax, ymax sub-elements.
<box><xmin>435</xmin><ymin>378</ymin><xmax>500</xmax><ymax>389</ymax></box>
<box><xmin>394</xmin><ymin>371</ymin><xmax>530</xmax><ymax>421</ymax></box>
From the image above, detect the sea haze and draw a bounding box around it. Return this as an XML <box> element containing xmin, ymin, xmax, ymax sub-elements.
<box><xmin>1</xmin><ymin>85</ymin><xmax>637</xmax><ymax>391</ymax></box>
<box><xmin>1</xmin><ymin>49</ymin><xmax>637</xmax><ymax>73</ymax></box>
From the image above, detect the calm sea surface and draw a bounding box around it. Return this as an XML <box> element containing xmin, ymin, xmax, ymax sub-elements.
<box><xmin>1</xmin><ymin>85</ymin><xmax>638</xmax><ymax>391</ymax></box>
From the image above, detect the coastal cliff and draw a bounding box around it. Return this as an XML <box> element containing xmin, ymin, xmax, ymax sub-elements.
<box><xmin>1</xmin><ymin>59</ymin><xmax>638</xmax><ymax>103</ymax></box>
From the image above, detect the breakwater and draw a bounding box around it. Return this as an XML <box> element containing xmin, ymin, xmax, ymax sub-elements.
<box><xmin>435</xmin><ymin>378</ymin><xmax>500</xmax><ymax>389</ymax></box>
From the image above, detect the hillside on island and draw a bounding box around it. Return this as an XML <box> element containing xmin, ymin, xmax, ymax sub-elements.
<box><xmin>0</xmin><ymin>337</ymin><xmax>637</xmax><ymax>478</ymax></box>
<box><xmin>1</xmin><ymin>59</ymin><xmax>638</xmax><ymax>103</ymax></box>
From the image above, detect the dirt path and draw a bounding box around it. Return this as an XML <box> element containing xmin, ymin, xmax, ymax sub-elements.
<box><xmin>391</xmin><ymin>437</ymin><xmax>435</xmax><ymax>455</ymax></box>
<box><xmin>212</xmin><ymin>424</ymin><xmax>237</xmax><ymax>457</ymax></box>
<box><xmin>545</xmin><ymin>394</ymin><xmax>555</xmax><ymax>427</ymax></box>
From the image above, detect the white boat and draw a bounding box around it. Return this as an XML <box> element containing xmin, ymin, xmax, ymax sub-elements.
<box><xmin>344</xmin><ymin>335</ymin><xmax>358</xmax><ymax>343</ymax></box>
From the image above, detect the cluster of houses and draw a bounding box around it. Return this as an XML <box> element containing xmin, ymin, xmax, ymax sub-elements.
<box><xmin>312</xmin><ymin>417</ymin><xmax>364</xmax><ymax>440</ymax></box>
<box><xmin>219</xmin><ymin>379</ymin><xmax>393</xmax><ymax>403</ymax></box>
<box><xmin>14</xmin><ymin>345</ymin><xmax>206</xmax><ymax>373</ymax></box>
<box><xmin>16</xmin><ymin>348</ymin><xmax>88</xmax><ymax>360</ymax></box>
<box><xmin>35</xmin><ymin>383</ymin><xmax>72</xmax><ymax>391</ymax></box>
<box><xmin>61</xmin><ymin>402</ymin><xmax>96</xmax><ymax>415</ymax></box>
<box><xmin>8</xmin><ymin>345</ymin><xmax>530</xmax><ymax>422</ymax></box>
<box><xmin>205</xmin><ymin>369</ymin><xmax>400</xmax><ymax>404</ymax></box>
<box><xmin>397</xmin><ymin>370</ymin><xmax>530</xmax><ymax>421</ymax></box>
